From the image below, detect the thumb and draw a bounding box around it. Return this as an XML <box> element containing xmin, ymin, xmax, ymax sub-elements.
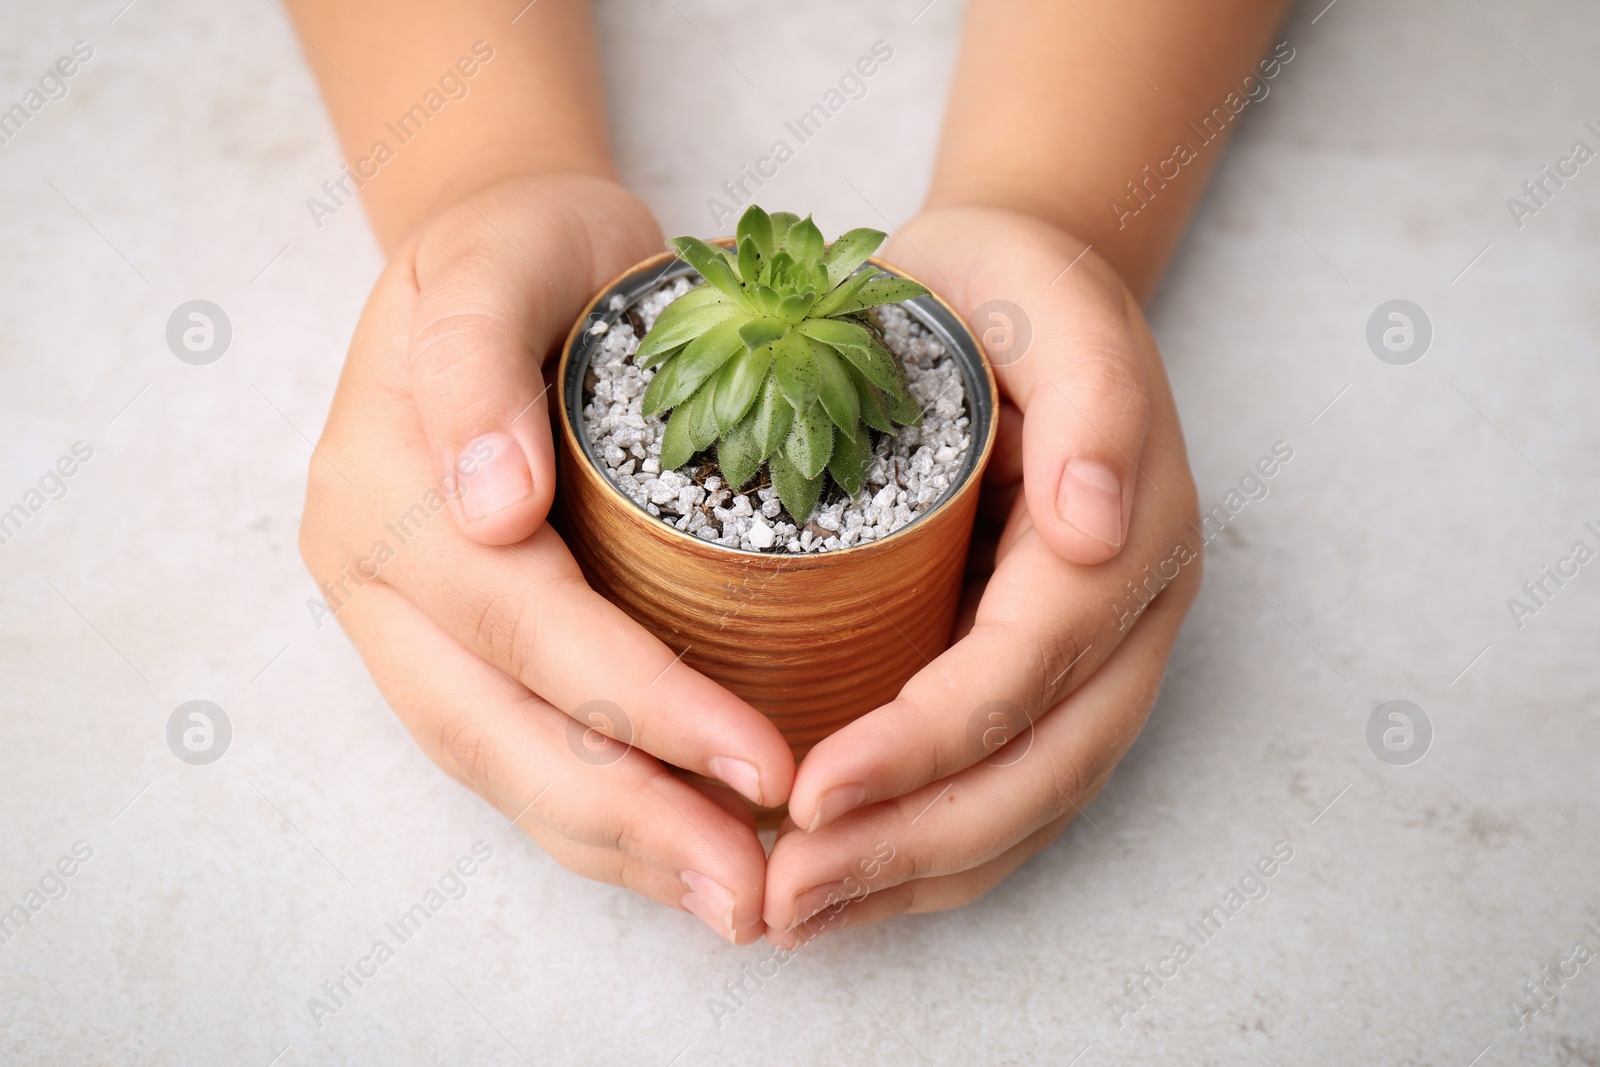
<box><xmin>406</xmin><ymin>238</ymin><xmax>564</xmax><ymax>547</ymax></box>
<box><xmin>1015</xmin><ymin>288</ymin><xmax>1152</xmax><ymax>566</ymax></box>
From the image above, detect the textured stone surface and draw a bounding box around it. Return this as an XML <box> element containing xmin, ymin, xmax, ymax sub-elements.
<box><xmin>1</xmin><ymin>1</ymin><xmax>1598</xmax><ymax>1065</ymax></box>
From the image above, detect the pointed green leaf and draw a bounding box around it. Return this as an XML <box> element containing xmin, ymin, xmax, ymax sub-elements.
<box><xmin>771</xmin><ymin>332</ymin><xmax>818</xmax><ymax>413</ymax></box>
<box><xmin>811</xmin><ymin>268</ymin><xmax>878</xmax><ymax>318</ymax></box>
<box><xmin>785</xmin><ymin>402</ymin><xmax>834</xmax><ymax>480</ymax></box>
<box><xmin>688</xmin><ymin>380</ymin><xmax>722</xmax><ymax>451</ymax></box>
<box><xmin>794</xmin><ymin>314</ymin><xmax>871</xmax><ymax>348</ymax></box>
<box><xmin>737</xmin><ymin>236</ymin><xmax>763</xmax><ymax>286</ymax></box>
<box><xmin>828</xmin><ymin>423</ymin><xmax>872</xmax><ymax>497</ymax></box>
<box><xmin>738</xmin><ymin>318</ymin><xmax>788</xmax><ymax>350</ymax></box>
<box><xmin>657</xmin><ymin>281</ymin><xmax>730</xmax><ymax>319</ymax></box>
<box><xmin>855</xmin><ymin>371</ymin><xmax>896</xmax><ymax>434</ymax></box>
<box><xmin>769</xmin><ymin>212</ymin><xmax>800</xmax><ymax>251</ymax></box>
<box><xmin>660</xmin><ymin>401</ymin><xmax>697</xmax><ymax>470</ymax></box>
<box><xmin>783</xmin><ymin>216</ymin><xmax>825</xmax><ymax>267</ymax></box>
<box><xmin>712</xmin><ymin>342</ymin><xmax>772</xmax><ymax>430</ymax></box>
<box><xmin>637</xmin><ymin>341</ymin><xmax>686</xmax><ymax>374</ymax></box>
<box><xmin>820</xmin><ymin>227</ymin><xmax>886</xmax><ymax>288</ymax></box>
<box><xmin>824</xmin><ymin>276</ymin><xmax>932</xmax><ymax>317</ymax></box>
<box><xmin>648</xmin><ymin>316</ymin><xmax>746</xmax><ymax>408</ymax></box>
<box><xmin>766</xmin><ymin>251</ymin><xmax>794</xmax><ymax>287</ymax></box>
<box><xmin>667</xmin><ymin>236</ymin><xmax>747</xmax><ymax>302</ymax></box>
<box><xmin>640</xmin><ymin>353</ymin><xmax>685</xmax><ymax>417</ymax></box>
<box><xmin>807</xmin><ymin>339</ymin><xmax>860</xmax><ymax>434</ymax></box>
<box><xmin>717</xmin><ymin>412</ymin><xmax>762</xmax><ymax>489</ymax></box>
<box><xmin>751</xmin><ymin>283</ymin><xmax>781</xmax><ymax>316</ymax></box>
<box><xmin>886</xmin><ymin>381</ymin><xmax>922</xmax><ymax>427</ymax></box>
<box><xmin>736</xmin><ymin>205</ymin><xmax>774</xmax><ymax>259</ymax></box>
<box><xmin>636</xmin><ymin>299</ymin><xmax>740</xmax><ymax>364</ymax></box>
<box><xmin>795</xmin><ymin>317</ymin><xmax>901</xmax><ymax>394</ymax></box>
<box><xmin>770</xmin><ymin>450</ymin><xmax>824</xmax><ymax>524</ymax></box>
<box><xmin>752</xmin><ymin>373</ymin><xmax>794</xmax><ymax>460</ymax></box>
<box><xmin>777</xmin><ymin>291</ymin><xmax>815</xmax><ymax>322</ymax></box>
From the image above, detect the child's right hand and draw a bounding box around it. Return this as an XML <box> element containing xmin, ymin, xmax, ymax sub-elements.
<box><xmin>298</xmin><ymin>173</ymin><xmax>791</xmax><ymax>944</ymax></box>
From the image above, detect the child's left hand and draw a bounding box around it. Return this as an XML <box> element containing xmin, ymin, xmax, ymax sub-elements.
<box><xmin>763</xmin><ymin>206</ymin><xmax>1203</xmax><ymax>943</ymax></box>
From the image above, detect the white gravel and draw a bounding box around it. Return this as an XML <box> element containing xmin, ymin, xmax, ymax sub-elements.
<box><xmin>581</xmin><ymin>278</ymin><xmax>971</xmax><ymax>553</ymax></box>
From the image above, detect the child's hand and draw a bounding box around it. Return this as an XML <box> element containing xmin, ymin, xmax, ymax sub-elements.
<box><xmin>298</xmin><ymin>174</ymin><xmax>792</xmax><ymax>943</ymax></box>
<box><xmin>763</xmin><ymin>207</ymin><xmax>1202</xmax><ymax>942</ymax></box>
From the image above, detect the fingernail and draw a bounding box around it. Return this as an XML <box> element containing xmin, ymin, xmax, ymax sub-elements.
<box><xmin>709</xmin><ymin>756</ymin><xmax>762</xmax><ymax>806</ymax></box>
<box><xmin>732</xmin><ymin>922</ymin><xmax>767</xmax><ymax>946</ymax></box>
<box><xmin>1057</xmin><ymin>462</ymin><xmax>1123</xmax><ymax>547</ymax></box>
<box><xmin>807</xmin><ymin>782</ymin><xmax>866</xmax><ymax>832</ymax></box>
<box><xmin>681</xmin><ymin>870</ymin><xmax>737</xmax><ymax>940</ymax></box>
<box><xmin>457</xmin><ymin>432</ymin><xmax>533</xmax><ymax>521</ymax></box>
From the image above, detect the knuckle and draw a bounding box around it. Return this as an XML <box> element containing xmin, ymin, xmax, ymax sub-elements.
<box><xmin>1043</xmin><ymin>745</ymin><xmax>1097</xmax><ymax>824</ymax></box>
<box><xmin>883</xmin><ymin>698</ymin><xmax>959</xmax><ymax>784</ymax></box>
<box><xmin>613</xmin><ymin>851</ymin><xmax>656</xmax><ymax>898</ymax></box>
<box><xmin>607</xmin><ymin>811</ymin><xmax>642</xmax><ymax>863</ymax></box>
<box><xmin>1068</xmin><ymin>351</ymin><xmax>1150</xmax><ymax>429</ymax></box>
<box><xmin>471</xmin><ymin>588</ymin><xmax>537</xmax><ymax>683</ymax></box>
<box><xmin>897</xmin><ymin>839</ymin><xmax>935</xmax><ymax>885</ymax></box>
<box><xmin>437</xmin><ymin>714</ymin><xmax>500</xmax><ymax>797</ymax></box>
<box><xmin>408</xmin><ymin>305</ymin><xmax>519</xmax><ymax>400</ymax></box>
<box><xmin>1030</xmin><ymin>620</ymin><xmax>1083</xmax><ymax>705</ymax></box>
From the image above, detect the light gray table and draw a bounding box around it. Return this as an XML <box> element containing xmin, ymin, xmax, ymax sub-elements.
<box><xmin>3</xmin><ymin>1</ymin><xmax>1596</xmax><ymax>1063</ymax></box>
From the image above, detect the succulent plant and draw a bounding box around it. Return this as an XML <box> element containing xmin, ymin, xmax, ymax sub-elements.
<box><xmin>635</xmin><ymin>204</ymin><xmax>928</xmax><ymax>523</ymax></box>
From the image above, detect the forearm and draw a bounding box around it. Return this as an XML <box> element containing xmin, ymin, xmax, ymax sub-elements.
<box><xmin>285</xmin><ymin>0</ymin><xmax>616</xmax><ymax>252</ymax></box>
<box><xmin>926</xmin><ymin>0</ymin><xmax>1289</xmax><ymax>299</ymax></box>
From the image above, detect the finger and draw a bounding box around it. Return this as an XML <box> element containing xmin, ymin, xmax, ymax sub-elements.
<box><xmin>391</xmin><ymin>520</ymin><xmax>796</xmax><ymax>808</ymax></box>
<box><xmin>787</xmin><ymin>399</ymin><xmax>1198</xmax><ymax>831</ymax></box>
<box><xmin>985</xmin><ymin>242</ymin><xmax>1151</xmax><ymax>564</ymax></box>
<box><xmin>308</xmin><ymin>286</ymin><xmax>795</xmax><ymax>808</ymax></box>
<box><xmin>405</xmin><ymin>180</ymin><xmax>660</xmax><ymax>546</ymax></box>
<box><xmin>765</xmin><ymin>578</ymin><xmax>1191</xmax><ymax>935</ymax></box>
<box><xmin>335</xmin><ymin>578</ymin><xmax>768</xmax><ymax>942</ymax></box>
<box><xmin>768</xmin><ymin>813</ymin><xmax>1072</xmax><ymax>949</ymax></box>
<box><xmin>682</xmin><ymin>777</ymin><xmax>760</xmax><ymax>833</ymax></box>
<box><xmin>885</xmin><ymin>216</ymin><xmax>1153</xmax><ymax>563</ymax></box>
<box><xmin>1018</xmin><ymin>318</ymin><xmax>1150</xmax><ymax>564</ymax></box>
